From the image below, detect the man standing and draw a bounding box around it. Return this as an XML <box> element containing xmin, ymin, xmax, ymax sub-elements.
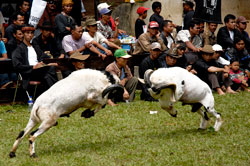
<box><xmin>202</xmin><ymin>22</ymin><xmax>218</xmax><ymax>46</ymax></box>
<box><xmin>133</xmin><ymin>21</ymin><xmax>166</xmax><ymax>55</ymax></box>
<box><xmin>33</xmin><ymin>21</ymin><xmax>65</xmax><ymax>58</ymax></box>
<box><xmin>149</xmin><ymin>1</ymin><xmax>164</xmax><ymax>32</ymax></box>
<box><xmin>139</xmin><ymin>42</ymin><xmax>162</xmax><ymax>101</ymax></box>
<box><xmin>217</xmin><ymin>14</ymin><xmax>242</xmax><ymax>50</ymax></box>
<box><xmin>236</xmin><ymin>16</ymin><xmax>250</xmax><ymax>51</ymax></box>
<box><xmin>5</xmin><ymin>13</ymin><xmax>25</xmax><ymax>41</ymax></box>
<box><xmin>106</xmin><ymin>49</ymin><xmax>138</xmax><ymax>105</ymax></box>
<box><xmin>183</xmin><ymin>1</ymin><xmax>194</xmax><ymax>30</ymax></box>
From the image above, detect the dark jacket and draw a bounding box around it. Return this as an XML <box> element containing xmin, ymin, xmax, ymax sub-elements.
<box><xmin>12</xmin><ymin>42</ymin><xmax>50</xmax><ymax>89</ymax></box>
<box><xmin>6</xmin><ymin>39</ymin><xmax>19</xmax><ymax>59</ymax></box>
<box><xmin>160</xmin><ymin>31</ymin><xmax>174</xmax><ymax>49</ymax></box>
<box><xmin>32</xmin><ymin>34</ymin><xmax>65</xmax><ymax>58</ymax></box>
<box><xmin>217</xmin><ymin>26</ymin><xmax>242</xmax><ymax>50</ymax></box>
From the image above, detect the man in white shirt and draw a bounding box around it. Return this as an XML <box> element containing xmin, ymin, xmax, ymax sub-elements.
<box><xmin>12</xmin><ymin>25</ymin><xmax>58</xmax><ymax>90</ymax></box>
<box><xmin>176</xmin><ymin>20</ymin><xmax>202</xmax><ymax>52</ymax></box>
<box><xmin>82</xmin><ymin>18</ymin><xmax>121</xmax><ymax>56</ymax></box>
<box><xmin>62</xmin><ymin>24</ymin><xmax>106</xmax><ymax>59</ymax></box>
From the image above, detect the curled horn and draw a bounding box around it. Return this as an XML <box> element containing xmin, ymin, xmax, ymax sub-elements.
<box><xmin>102</xmin><ymin>84</ymin><xmax>124</xmax><ymax>99</ymax></box>
<box><xmin>144</xmin><ymin>69</ymin><xmax>154</xmax><ymax>86</ymax></box>
<box><xmin>152</xmin><ymin>84</ymin><xmax>176</xmax><ymax>95</ymax></box>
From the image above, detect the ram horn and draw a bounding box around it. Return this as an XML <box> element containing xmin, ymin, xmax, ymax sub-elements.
<box><xmin>144</xmin><ymin>69</ymin><xmax>154</xmax><ymax>86</ymax></box>
<box><xmin>152</xmin><ymin>84</ymin><xmax>176</xmax><ymax>95</ymax></box>
<box><xmin>102</xmin><ymin>84</ymin><xmax>124</xmax><ymax>99</ymax></box>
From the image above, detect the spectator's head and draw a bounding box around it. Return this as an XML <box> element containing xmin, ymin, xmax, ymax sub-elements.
<box><xmin>212</xmin><ymin>44</ymin><xmax>223</xmax><ymax>60</ymax></box>
<box><xmin>166</xmin><ymin>48</ymin><xmax>182</xmax><ymax>66</ymax></box>
<box><xmin>199</xmin><ymin>22</ymin><xmax>205</xmax><ymax>34</ymax></box>
<box><xmin>162</xmin><ymin>20</ymin><xmax>174</xmax><ymax>34</ymax></box>
<box><xmin>114</xmin><ymin>49</ymin><xmax>131</xmax><ymax>67</ymax></box>
<box><xmin>40</xmin><ymin>21</ymin><xmax>53</xmax><ymax>39</ymax></box>
<box><xmin>62</xmin><ymin>0</ymin><xmax>74</xmax><ymax>14</ymax></box>
<box><xmin>148</xmin><ymin>21</ymin><xmax>159</xmax><ymax>36</ymax></box>
<box><xmin>208</xmin><ymin>22</ymin><xmax>218</xmax><ymax>33</ymax></box>
<box><xmin>18</xmin><ymin>0</ymin><xmax>30</xmax><ymax>13</ymax></box>
<box><xmin>201</xmin><ymin>45</ymin><xmax>214</xmax><ymax>62</ymax></box>
<box><xmin>21</xmin><ymin>24</ymin><xmax>35</xmax><ymax>43</ymax></box>
<box><xmin>70</xmin><ymin>51</ymin><xmax>90</xmax><ymax>70</ymax></box>
<box><xmin>234</xmin><ymin>37</ymin><xmax>245</xmax><ymax>51</ymax></box>
<box><xmin>137</xmin><ymin>7</ymin><xmax>149</xmax><ymax>19</ymax></box>
<box><xmin>183</xmin><ymin>1</ymin><xmax>194</xmax><ymax>13</ymax></box>
<box><xmin>150</xmin><ymin>42</ymin><xmax>162</xmax><ymax>60</ymax></box>
<box><xmin>86</xmin><ymin>18</ymin><xmax>98</xmax><ymax>33</ymax></box>
<box><xmin>230</xmin><ymin>58</ymin><xmax>240</xmax><ymax>72</ymax></box>
<box><xmin>99</xmin><ymin>8</ymin><xmax>112</xmax><ymax>22</ymax></box>
<box><xmin>236</xmin><ymin>16</ymin><xmax>249</xmax><ymax>31</ymax></box>
<box><xmin>97</xmin><ymin>3</ymin><xmax>111</xmax><ymax>13</ymax></box>
<box><xmin>70</xmin><ymin>24</ymin><xmax>83</xmax><ymax>40</ymax></box>
<box><xmin>189</xmin><ymin>20</ymin><xmax>200</xmax><ymax>36</ymax></box>
<box><xmin>13</xmin><ymin>26</ymin><xmax>24</xmax><ymax>43</ymax></box>
<box><xmin>176</xmin><ymin>43</ymin><xmax>186</xmax><ymax>56</ymax></box>
<box><xmin>47</xmin><ymin>0</ymin><xmax>57</xmax><ymax>11</ymax></box>
<box><xmin>224</xmin><ymin>14</ymin><xmax>236</xmax><ymax>30</ymax></box>
<box><xmin>152</xmin><ymin>1</ymin><xmax>162</xmax><ymax>15</ymax></box>
<box><xmin>12</xmin><ymin>13</ymin><xmax>25</xmax><ymax>26</ymax></box>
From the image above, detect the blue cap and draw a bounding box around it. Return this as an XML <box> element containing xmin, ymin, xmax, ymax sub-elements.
<box><xmin>99</xmin><ymin>8</ymin><xmax>111</xmax><ymax>15</ymax></box>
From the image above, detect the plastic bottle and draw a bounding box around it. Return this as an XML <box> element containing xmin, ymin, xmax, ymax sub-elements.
<box><xmin>28</xmin><ymin>96</ymin><xmax>34</xmax><ymax>111</ymax></box>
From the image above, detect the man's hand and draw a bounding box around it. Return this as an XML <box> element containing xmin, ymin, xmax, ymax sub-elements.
<box><xmin>33</xmin><ymin>62</ymin><xmax>45</xmax><ymax>69</ymax></box>
<box><xmin>115</xmin><ymin>17</ymin><xmax>119</xmax><ymax>27</ymax></box>
<box><xmin>105</xmin><ymin>49</ymin><xmax>113</xmax><ymax>56</ymax></box>
<box><xmin>98</xmin><ymin>53</ymin><xmax>106</xmax><ymax>60</ymax></box>
<box><xmin>120</xmin><ymin>78</ymin><xmax>127</xmax><ymax>86</ymax></box>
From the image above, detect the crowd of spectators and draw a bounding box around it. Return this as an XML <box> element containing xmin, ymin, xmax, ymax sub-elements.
<box><xmin>0</xmin><ymin>0</ymin><xmax>249</xmax><ymax>105</ymax></box>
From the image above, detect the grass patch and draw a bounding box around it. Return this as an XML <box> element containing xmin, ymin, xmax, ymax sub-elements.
<box><xmin>0</xmin><ymin>91</ymin><xmax>250</xmax><ymax>165</ymax></box>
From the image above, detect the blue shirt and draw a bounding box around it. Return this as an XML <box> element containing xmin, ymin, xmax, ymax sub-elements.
<box><xmin>0</xmin><ymin>40</ymin><xmax>7</xmax><ymax>56</ymax></box>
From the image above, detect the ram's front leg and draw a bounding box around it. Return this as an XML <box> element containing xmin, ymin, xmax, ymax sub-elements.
<box><xmin>159</xmin><ymin>99</ymin><xmax>177</xmax><ymax>117</ymax></box>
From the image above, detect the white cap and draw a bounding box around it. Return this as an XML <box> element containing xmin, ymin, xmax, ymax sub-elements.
<box><xmin>151</xmin><ymin>42</ymin><xmax>161</xmax><ymax>50</ymax></box>
<box><xmin>97</xmin><ymin>3</ymin><xmax>111</xmax><ymax>12</ymax></box>
<box><xmin>212</xmin><ymin>44</ymin><xmax>223</xmax><ymax>52</ymax></box>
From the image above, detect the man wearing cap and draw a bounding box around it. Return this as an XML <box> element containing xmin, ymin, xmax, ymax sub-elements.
<box><xmin>63</xmin><ymin>51</ymin><xmax>90</xmax><ymax>77</ymax></box>
<box><xmin>82</xmin><ymin>18</ymin><xmax>121</xmax><ymax>56</ymax></box>
<box><xmin>236</xmin><ymin>16</ymin><xmax>250</xmax><ymax>51</ymax></box>
<box><xmin>217</xmin><ymin>14</ymin><xmax>242</xmax><ymax>50</ymax></box>
<box><xmin>133</xmin><ymin>21</ymin><xmax>166</xmax><ymax>55</ymax></box>
<box><xmin>159</xmin><ymin>48</ymin><xmax>183</xmax><ymax>68</ymax></box>
<box><xmin>33</xmin><ymin>21</ymin><xmax>65</xmax><ymax>58</ymax></box>
<box><xmin>106</xmin><ymin>49</ymin><xmax>138</xmax><ymax>105</ymax></box>
<box><xmin>12</xmin><ymin>25</ymin><xmax>58</xmax><ymax>90</ymax></box>
<box><xmin>139</xmin><ymin>42</ymin><xmax>162</xmax><ymax>101</ymax></box>
<box><xmin>97</xmin><ymin>7</ymin><xmax>119</xmax><ymax>42</ymax></box>
<box><xmin>193</xmin><ymin>45</ymin><xmax>236</xmax><ymax>95</ymax></box>
<box><xmin>135</xmin><ymin>6</ymin><xmax>149</xmax><ymax>39</ymax></box>
<box><xmin>212</xmin><ymin>44</ymin><xmax>230</xmax><ymax>66</ymax></box>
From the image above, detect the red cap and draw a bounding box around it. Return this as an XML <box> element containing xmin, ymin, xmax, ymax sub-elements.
<box><xmin>137</xmin><ymin>7</ymin><xmax>149</xmax><ymax>15</ymax></box>
<box><xmin>149</xmin><ymin>21</ymin><xmax>159</xmax><ymax>28</ymax></box>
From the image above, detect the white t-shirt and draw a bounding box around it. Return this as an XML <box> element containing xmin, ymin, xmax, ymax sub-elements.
<box><xmin>176</xmin><ymin>30</ymin><xmax>190</xmax><ymax>43</ymax></box>
<box><xmin>82</xmin><ymin>31</ymin><xmax>108</xmax><ymax>44</ymax></box>
<box><xmin>62</xmin><ymin>35</ymin><xmax>86</xmax><ymax>53</ymax></box>
<box><xmin>27</xmin><ymin>46</ymin><xmax>38</xmax><ymax>66</ymax></box>
<box><xmin>229</xmin><ymin>31</ymin><xmax>234</xmax><ymax>41</ymax></box>
<box><xmin>166</xmin><ymin>36</ymin><xmax>174</xmax><ymax>49</ymax></box>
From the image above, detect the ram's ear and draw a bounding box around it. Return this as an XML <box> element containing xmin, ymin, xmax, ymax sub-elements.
<box><xmin>144</xmin><ymin>69</ymin><xmax>154</xmax><ymax>86</ymax></box>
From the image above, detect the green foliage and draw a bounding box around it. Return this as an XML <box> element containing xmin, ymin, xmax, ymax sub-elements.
<box><xmin>0</xmin><ymin>91</ymin><xmax>250</xmax><ymax>165</ymax></box>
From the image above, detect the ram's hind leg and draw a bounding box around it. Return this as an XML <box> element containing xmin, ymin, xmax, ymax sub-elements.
<box><xmin>197</xmin><ymin>109</ymin><xmax>210</xmax><ymax>130</ymax></box>
<box><xmin>9</xmin><ymin>119</ymin><xmax>37</xmax><ymax>158</ymax></box>
<box><xmin>29</xmin><ymin>119</ymin><xmax>57</xmax><ymax>157</ymax></box>
<box><xmin>205</xmin><ymin>107</ymin><xmax>222</xmax><ymax>131</ymax></box>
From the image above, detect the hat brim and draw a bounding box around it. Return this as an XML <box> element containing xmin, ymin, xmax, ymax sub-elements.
<box><xmin>71</xmin><ymin>54</ymin><xmax>90</xmax><ymax>61</ymax></box>
<box><xmin>120</xmin><ymin>54</ymin><xmax>132</xmax><ymax>58</ymax></box>
<box><xmin>168</xmin><ymin>54</ymin><xmax>182</xmax><ymax>59</ymax></box>
<box><xmin>152</xmin><ymin>47</ymin><xmax>161</xmax><ymax>51</ymax></box>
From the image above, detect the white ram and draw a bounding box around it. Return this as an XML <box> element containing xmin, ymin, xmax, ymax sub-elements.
<box><xmin>9</xmin><ymin>69</ymin><xmax>123</xmax><ymax>158</ymax></box>
<box><xmin>143</xmin><ymin>67</ymin><xmax>223</xmax><ymax>131</ymax></box>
